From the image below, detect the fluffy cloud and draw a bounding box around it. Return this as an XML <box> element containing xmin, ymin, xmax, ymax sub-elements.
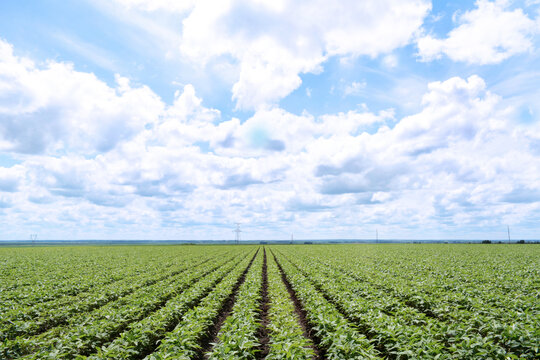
<box><xmin>2</xmin><ymin>38</ymin><xmax>540</xmax><ymax>239</ymax></box>
<box><xmin>177</xmin><ymin>0</ymin><xmax>431</xmax><ymax>109</ymax></box>
<box><xmin>343</xmin><ymin>81</ymin><xmax>367</xmax><ymax>97</ymax></box>
<box><xmin>309</xmin><ymin>75</ymin><xmax>540</xmax><ymax>235</ymax></box>
<box><xmin>0</xmin><ymin>166</ymin><xmax>23</xmax><ymax>192</ymax></box>
<box><xmin>417</xmin><ymin>0</ymin><xmax>540</xmax><ymax>64</ymax></box>
<box><xmin>0</xmin><ymin>39</ymin><xmax>164</xmax><ymax>154</ymax></box>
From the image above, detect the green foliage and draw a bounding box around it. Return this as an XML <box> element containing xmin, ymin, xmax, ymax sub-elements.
<box><xmin>207</xmin><ymin>253</ymin><xmax>263</xmax><ymax>359</ymax></box>
<box><xmin>145</xmin><ymin>250</ymin><xmax>260</xmax><ymax>359</ymax></box>
<box><xmin>273</xmin><ymin>244</ymin><xmax>539</xmax><ymax>359</ymax></box>
<box><xmin>1</xmin><ymin>244</ymin><xmax>538</xmax><ymax>359</ymax></box>
<box><xmin>265</xmin><ymin>255</ymin><xmax>314</xmax><ymax>360</ymax></box>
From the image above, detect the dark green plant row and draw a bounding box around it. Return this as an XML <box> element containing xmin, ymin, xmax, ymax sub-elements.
<box><xmin>272</xmin><ymin>251</ymin><xmax>381</xmax><ymax>360</ymax></box>
<box><xmin>265</xmin><ymin>251</ymin><xmax>314</xmax><ymax>360</ymax></box>
<box><xmin>144</xmin><ymin>249</ymin><xmax>261</xmax><ymax>359</ymax></box>
<box><xmin>2</xmin><ymin>244</ymin><xmax>536</xmax><ymax>359</ymax></box>
<box><xmin>311</xmin><ymin>245</ymin><xmax>538</xmax><ymax>320</ymax></box>
<box><xmin>275</xmin><ymin>245</ymin><xmax>539</xmax><ymax>359</ymax></box>
<box><xmin>315</xmin><ymin>255</ymin><xmax>539</xmax><ymax>358</ymax></box>
<box><xmin>207</xmin><ymin>249</ymin><xmax>264</xmax><ymax>359</ymax></box>
<box><xmin>83</xmin><ymin>249</ymin><xmax>256</xmax><ymax>359</ymax></box>
<box><xmin>0</xmin><ymin>253</ymin><xmax>217</xmax><ymax>341</ymax></box>
<box><xmin>3</xmin><ymin>250</ymin><xmax>246</xmax><ymax>359</ymax></box>
<box><xmin>0</xmin><ymin>246</ymin><xmax>182</xmax><ymax>307</ymax></box>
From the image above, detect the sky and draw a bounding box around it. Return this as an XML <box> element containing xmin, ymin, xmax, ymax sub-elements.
<box><xmin>1</xmin><ymin>0</ymin><xmax>540</xmax><ymax>240</ymax></box>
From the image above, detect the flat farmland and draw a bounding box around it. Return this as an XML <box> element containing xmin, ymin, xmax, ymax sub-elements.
<box><xmin>0</xmin><ymin>244</ymin><xmax>538</xmax><ymax>359</ymax></box>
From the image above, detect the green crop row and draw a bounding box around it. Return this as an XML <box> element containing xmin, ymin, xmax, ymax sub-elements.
<box><xmin>144</xmin><ymin>249</ymin><xmax>260</xmax><ymax>359</ymax></box>
<box><xmin>275</xmin><ymin>245</ymin><xmax>539</xmax><ymax>359</ymax></box>
<box><xmin>1</xmin><ymin>244</ymin><xmax>537</xmax><ymax>360</ymax></box>
<box><xmin>311</xmin><ymin>245</ymin><xmax>538</xmax><ymax>321</ymax></box>
<box><xmin>84</xmin><ymin>250</ymin><xmax>252</xmax><ymax>359</ymax></box>
<box><xmin>277</xmin><ymin>250</ymin><xmax>479</xmax><ymax>358</ymax></box>
<box><xmin>4</xmin><ymin>251</ymin><xmax>242</xmax><ymax>359</ymax></box>
<box><xmin>265</xmin><ymin>252</ymin><xmax>314</xmax><ymax>360</ymax></box>
<box><xmin>272</xmin><ymin>251</ymin><xmax>380</xmax><ymax>360</ymax></box>
<box><xmin>0</xmin><ymin>246</ymin><xmax>181</xmax><ymax>307</ymax></box>
<box><xmin>318</xmin><ymin>256</ymin><xmax>539</xmax><ymax>358</ymax></box>
<box><xmin>0</xmin><ymin>253</ymin><xmax>216</xmax><ymax>341</ymax></box>
<box><xmin>207</xmin><ymin>250</ymin><xmax>264</xmax><ymax>359</ymax></box>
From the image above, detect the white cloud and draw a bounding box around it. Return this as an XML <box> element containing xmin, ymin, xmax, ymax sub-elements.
<box><xmin>0</xmin><ymin>166</ymin><xmax>23</xmax><ymax>192</ymax></box>
<box><xmin>0</xmin><ymin>39</ymin><xmax>164</xmax><ymax>154</ymax></box>
<box><xmin>230</xmin><ymin>36</ymin><xmax>324</xmax><ymax>110</ymax></box>
<box><xmin>343</xmin><ymin>81</ymin><xmax>367</xmax><ymax>97</ymax></box>
<box><xmin>177</xmin><ymin>0</ymin><xmax>431</xmax><ymax>109</ymax></box>
<box><xmin>371</xmin><ymin>192</ymin><xmax>392</xmax><ymax>203</ymax></box>
<box><xmin>2</xmin><ymin>38</ymin><xmax>540</xmax><ymax>239</ymax></box>
<box><xmin>382</xmin><ymin>54</ymin><xmax>398</xmax><ymax>68</ymax></box>
<box><xmin>101</xmin><ymin>0</ymin><xmax>432</xmax><ymax>110</ymax></box>
<box><xmin>311</xmin><ymin>75</ymin><xmax>540</xmax><ymax>234</ymax></box>
<box><xmin>417</xmin><ymin>0</ymin><xmax>539</xmax><ymax>64</ymax></box>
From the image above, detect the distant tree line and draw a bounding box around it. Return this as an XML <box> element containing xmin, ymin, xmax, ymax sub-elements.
<box><xmin>481</xmin><ymin>239</ymin><xmax>534</xmax><ymax>244</ymax></box>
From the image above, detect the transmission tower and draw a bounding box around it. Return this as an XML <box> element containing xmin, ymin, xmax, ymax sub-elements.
<box><xmin>507</xmin><ymin>225</ymin><xmax>511</xmax><ymax>244</ymax></box>
<box><xmin>30</xmin><ymin>234</ymin><xmax>37</xmax><ymax>245</ymax></box>
<box><xmin>376</xmin><ymin>228</ymin><xmax>378</xmax><ymax>244</ymax></box>
<box><xmin>290</xmin><ymin>233</ymin><xmax>293</xmax><ymax>244</ymax></box>
<box><xmin>234</xmin><ymin>223</ymin><xmax>241</xmax><ymax>244</ymax></box>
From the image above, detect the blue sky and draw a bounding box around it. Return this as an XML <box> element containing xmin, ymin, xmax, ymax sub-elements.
<box><xmin>1</xmin><ymin>0</ymin><xmax>540</xmax><ymax>240</ymax></box>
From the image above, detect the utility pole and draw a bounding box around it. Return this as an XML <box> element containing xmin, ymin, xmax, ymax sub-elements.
<box><xmin>290</xmin><ymin>233</ymin><xmax>293</xmax><ymax>244</ymax></box>
<box><xmin>234</xmin><ymin>223</ymin><xmax>241</xmax><ymax>244</ymax></box>
<box><xmin>376</xmin><ymin>229</ymin><xmax>378</xmax><ymax>244</ymax></box>
<box><xmin>507</xmin><ymin>225</ymin><xmax>511</xmax><ymax>244</ymax></box>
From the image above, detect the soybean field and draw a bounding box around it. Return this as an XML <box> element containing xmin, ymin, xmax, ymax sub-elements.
<box><xmin>0</xmin><ymin>244</ymin><xmax>538</xmax><ymax>359</ymax></box>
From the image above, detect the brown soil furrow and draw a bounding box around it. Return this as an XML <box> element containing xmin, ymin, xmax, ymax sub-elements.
<box><xmin>11</xmin><ymin>256</ymin><xmax>217</xmax><ymax>339</ymax></box>
<box><xmin>277</xmin><ymin>251</ymin><xmax>393</xmax><ymax>358</ymax></box>
<box><xmin>130</xmin><ymin>254</ymin><xmax>250</xmax><ymax>360</ymax></box>
<box><xmin>73</xmin><ymin>255</ymin><xmax>241</xmax><ymax>358</ymax></box>
<box><xmin>28</xmin><ymin>259</ymin><xmax>220</xmax><ymax>336</ymax></box>
<box><xmin>198</xmin><ymin>248</ymin><xmax>260</xmax><ymax>360</ymax></box>
<box><xmin>255</xmin><ymin>248</ymin><xmax>270</xmax><ymax>359</ymax></box>
<box><xmin>277</xmin><ymin>251</ymin><xmax>473</xmax><ymax>359</ymax></box>
<box><xmin>270</xmin><ymin>250</ymin><xmax>323</xmax><ymax>360</ymax></box>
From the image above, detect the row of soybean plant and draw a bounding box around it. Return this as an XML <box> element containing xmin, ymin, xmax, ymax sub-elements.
<box><xmin>1</xmin><ymin>251</ymin><xmax>215</xmax><ymax>341</ymax></box>
<box><xmin>291</xmin><ymin>246</ymin><xmax>539</xmax><ymax>359</ymax></box>
<box><xmin>276</xmin><ymin>247</ymin><xmax>537</xmax><ymax>359</ymax></box>
<box><xmin>5</xmin><ymin>249</ymin><xmax>247</xmax><ymax>359</ymax></box>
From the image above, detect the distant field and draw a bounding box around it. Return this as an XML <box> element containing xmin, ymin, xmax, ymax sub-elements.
<box><xmin>0</xmin><ymin>244</ymin><xmax>538</xmax><ymax>359</ymax></box>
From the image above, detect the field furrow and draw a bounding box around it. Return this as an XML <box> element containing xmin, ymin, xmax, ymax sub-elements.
<box><xmin>85</xmin><ymin>249</ymin><xmax>255</xmax><ymax>359</ymax></box>
<box><xmin>267</xmin><ymin>250</ymin><xmax>319</xmax><ymax>359</ymax></box>
<box><xmin>144</xmin><ymin>248</ymin><xmax>260</xmax><ymax>359</ymax></box>
<box><xmin>3</xmin><ymin>252</ymin><xmax>243</xmax><ymax>359</ymax></box>
<box><xmin>0</xmin><ymin>254</ymin><xmax>218</xmax><ymax>341</ymax></box>
<box><xmin>272</xmin><ymin>250</ymin><xmax>381</xmax><ymax>360</ymax></box>
<box><xmin>277</xmin><ymin>246</ymin><xmax>539</xmax><ymax>359</ymax></box>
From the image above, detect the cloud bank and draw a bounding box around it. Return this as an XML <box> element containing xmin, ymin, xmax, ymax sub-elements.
<box><xmin>417</xmin><ymin>0</ymin><xmax>540</xmax><ymax>64</ymax></box>
<box><xmin>1</xmin><ymin>36</ymin><xmax>540</xmax><ymax>239</ymax></box>
<box><xmin>2</xmin><ymin>0</ymin><xmax>540</xmax><ymax>239</ymax></box>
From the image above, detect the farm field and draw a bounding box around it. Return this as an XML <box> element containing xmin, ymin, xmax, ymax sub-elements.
<box><xmin>0</xmin><ymin>244</ymin><xmax>538</xmax><ymax>359</ymax></box>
